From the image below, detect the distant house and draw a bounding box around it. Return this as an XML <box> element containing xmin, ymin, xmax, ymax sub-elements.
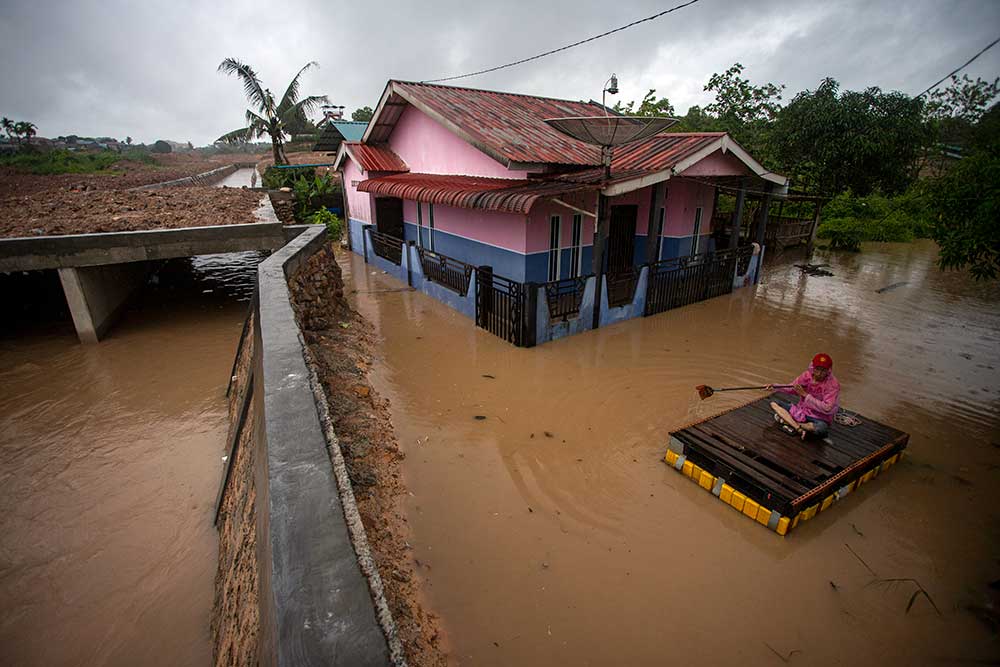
<box><xmin>314</xmin><ymin>120</ymin><xmax>368</xmax><ymax>153</ymax></box>
<box><xmin>336</xmin><ymin>80</ymin><xmax>789</xmax><ymax>346</ymax></box>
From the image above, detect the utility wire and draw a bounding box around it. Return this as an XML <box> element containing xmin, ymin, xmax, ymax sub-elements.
<box><xmin>916</xmin><ymin>35</ymin><xmax>1000</xmax><ymax>98</ymax></box>
<box><xmin>422</xmin><ymin>0</ymin><xmax>703</xmax><ymax>84</ymax></box>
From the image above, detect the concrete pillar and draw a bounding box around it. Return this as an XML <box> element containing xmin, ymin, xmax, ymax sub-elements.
<box><xmin>644</xmin><ymin>182</ymin><xmax>666</xmax><ymax>265</ymax></box>
<box><xmin>58</xmin><ymin>261</ymin><xmax>152</xmax><ymax>343</ymax></box>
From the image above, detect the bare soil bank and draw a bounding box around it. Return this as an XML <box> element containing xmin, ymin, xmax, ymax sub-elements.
<box><xmin>0</xmin><ymin>186</ymin><xmax>263</xmax><ymax>238</ymax></box>
<box><xmin>289</xmin><ymin>244</ymin><xmax>448</xmax><ymax>667</ymax></box>
<box><xmin>0</xmin><ymin>152</ymin><xmax>260</xmax><ymax>198</ymax></box>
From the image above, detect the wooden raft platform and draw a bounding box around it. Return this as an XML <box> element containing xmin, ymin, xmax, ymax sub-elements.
<box><xmin>664</xmin><ymin>395</ymin><xmax>909</xmax><ymax>535</ymax></box>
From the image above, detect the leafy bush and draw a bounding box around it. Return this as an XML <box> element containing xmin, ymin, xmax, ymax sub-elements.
<box><xmin>262</xmin><ymin>165</ymin><xmax>315</xmax><ymax>189</ymax></box>
<box><xmin>291</xmin><ymin>172</ymin><xmax>340</xmax><ymax>220</ymax></box>
<box><xmin>307</xmin><ymin>208</ymin><xmax>343</xmax><ymax>241</ymax></box>
<box><xmin>0</xmin><ymin>149</ymin><xmax>121</xmax><ymax>174</ymax></box>
<box><xmin>817</xmin><ymin>189</ymin><xmax>933</xmax><ymax>248</ymax></box>
<box><xmin>151</xmin><ymin>140</ymin><xmax>172</xmax><ymax>153</ymax></box>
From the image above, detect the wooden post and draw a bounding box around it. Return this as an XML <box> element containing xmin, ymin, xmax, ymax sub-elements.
<box><xmin>338</xmin><ymin>171</ymin><xmax>353</xmax><ymax>251</ymax></box>
<box><xmin>730</xmin><ymin>181</ymin><xmax>746</xmax><ymax>250</ymax></box>
<box><xmin>644</xmin><ymin>182</ymin><xmax>666</xmax><ymax>264</ymax></box>
<box><xmin>755</xmin><ymin>183</ymin><xmax>772</xmax><ymax>247</ymax></box>
<box><xmin>806</xmin><ymin>199</ymin><xmax>823</xmax><ymax>255</ymax></box>
<box><xmin>591</xmin><ymin>193</ymin><xmax>610</xmax><ymax>329</ymax></box>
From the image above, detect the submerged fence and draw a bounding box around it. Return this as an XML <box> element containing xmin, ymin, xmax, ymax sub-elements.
<box><xmin>362</xmin><ymin>225</ymin><xmax>757</xmax><ymax>348</ymax></box>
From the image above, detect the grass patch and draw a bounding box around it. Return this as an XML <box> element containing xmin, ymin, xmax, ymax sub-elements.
<box><xmin>0</xmin><ymin>149</ymin><xmax>159</xmax><ymax>175</ymax></box>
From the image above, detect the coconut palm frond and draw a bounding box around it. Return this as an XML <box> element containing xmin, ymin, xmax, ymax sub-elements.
<box><xmin>279</xmin><ymin>95</ymin><xmax>329</xmax><ymax>125</ymax></box>
<box><xmin>217</xmin><ymin>126</ymin><xmax>252</xmax><ymax>143</ymax></box>
<box><xmin>218</xmin><ymin>57</ymin><xmax>268</xmax><ymax>112</ymax></box>
<box><xmin>278</xmin><ymin>61</ymin><xmax>319</xmax><ymax>113</ymax></box>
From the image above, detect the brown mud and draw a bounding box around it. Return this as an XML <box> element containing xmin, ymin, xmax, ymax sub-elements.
<box><xmin>0</xmin><ymin>186</ymin><xmax>263</xmax><ymax>238</ymax></box>
<box><xmin>341</xmin><ymin>240</ymin><xmax>1000</xmax><ymax>666</ymax></box>
<box><xmin>289</xmin><ymin>244</ymin><xmax>449</xmax><ymax>667</ymax></box>
<box><xmin>0</xmin><ymin>152</ymin><xmax>259</xmax><ymax>199</ymax></box>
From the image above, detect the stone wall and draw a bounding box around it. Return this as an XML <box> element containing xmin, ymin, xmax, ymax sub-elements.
<box><xmin>212</xmin><ymin>315</ymin><xmax>259</xmax><ymax>666</ymax></box>
<box><xmin>210</xmin><ymin>225</ymin><xmax>392</xmax><ymax>667</ymax></box>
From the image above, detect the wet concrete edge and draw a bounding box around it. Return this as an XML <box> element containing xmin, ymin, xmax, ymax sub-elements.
<box><xmin>253</xmin><ymin>225</ymin><xmax>393</xmax><ymax>667</ymax></box>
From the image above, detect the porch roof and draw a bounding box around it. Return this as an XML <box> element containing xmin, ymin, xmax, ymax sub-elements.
<box><xmin>356</xmin><ymin>172</ymin><xmax>596</xmax><ymax>215</ymax></box>
<box><xmin>337</xmin><ymin>141</ymin><xmax>409</xmax><ymax>173</ymax></box>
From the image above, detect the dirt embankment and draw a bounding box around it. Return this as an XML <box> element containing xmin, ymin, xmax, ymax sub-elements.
<box><xmin>0</xmin><ymin>186</ymin><xmax>264</xmax><ymax>238</ymax></box>
<box><xmin>0</xmin><ymin>152</ymin><xmax>260</xmax><ymax>199</ymax></box>
<box><xmin>289</xmin><ymin>245</ymin><xmax>448</xmax><ymax>667</ymax></box>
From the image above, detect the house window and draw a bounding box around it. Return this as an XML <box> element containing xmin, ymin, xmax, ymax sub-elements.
<box><xmin>428</xmin><ymin>203</ymin><xmax>436</xmax><ymax>251</ymax></box>
<box><xmin>655</xmin><ymin>206</ymin><xmax>665</xmax><ymax>261</ymax></box>
<box><xmin>416</xmin><ymin>202</ymin><xmax>423</xmax><ymax>247</ymax></box>
<box><xmin>691</xmin><ymin>207</ymin><xmax>703</xmax><ymax>255</ymax></box>
<box><xmin>568</xmin><ymin>214</ymin><xmax>583</xmax><ymax>277</ymax></box>
<box><xmin>547</xmin><ymin>215</ymin><xmax>561</xmax><ymax>282</ymax></box>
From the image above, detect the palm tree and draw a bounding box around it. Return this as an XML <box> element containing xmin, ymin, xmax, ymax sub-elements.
<box><xmin>1</xmin><ymin>117</ymin><xmax>15</xmax><ymax>144</ymax></box>
<box><xmin>217</xmin><ymin>58</ymin><xmax>328</xmax><ymax>165</ymax></box>
<box><xmin>14</xmin><ymin>121</ymin><xmax>36</xmax><ymax>146</ymax></box>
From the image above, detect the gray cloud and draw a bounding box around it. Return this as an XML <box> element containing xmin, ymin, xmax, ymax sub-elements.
<box><xmin>1</xmin><ymin>0</ymin><xmax>997</xmax><ymax>145</ymax></box>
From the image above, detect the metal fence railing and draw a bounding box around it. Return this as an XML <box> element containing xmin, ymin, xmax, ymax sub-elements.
<box><xmin>606</xmin><ymin>268</ymin><xmax>640</xmax><ymax>308</ymax></box>
<box><xmin>542</xmin><ymin>275</ymin><xmax>590</xmax><ymax>320</ymax></box>
<box><xmin>369</xmin><ymin>229</ymin><xmax>403</xmax><ymax>266</ymax></box>
<box><xmin>417</xmin><ymin>247</ymin><xmax>475</xmax><ymax>296</ymax></box>
<box><xmin>644</xmin><ymin>249</ymin><xmax>741</xmax><ymax>317</ymax></box>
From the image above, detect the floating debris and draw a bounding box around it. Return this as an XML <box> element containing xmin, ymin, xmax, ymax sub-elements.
<box><xmin>474</xmin><ymin>415</ymin><xmax>487</xmax><ymax>420</ymax></box>
<box><xmin>875</xmin><ymin>281</ymin><xmax>908</xmax><ymax>293</ymax></box>
<box><xmin>794</xmin><ymin>263</ymin><xmax>834</xmax><ymax>277</ymax></box>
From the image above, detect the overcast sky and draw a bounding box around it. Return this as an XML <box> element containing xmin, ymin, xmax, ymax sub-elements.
<box><xmin>0</xmin><ymin>0</ymin><xmax>997</xmax><ymax>145</ymax></box>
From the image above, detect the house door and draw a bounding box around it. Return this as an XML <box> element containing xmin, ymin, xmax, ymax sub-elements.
<box><xmin>375</xmin><ymin>197</ymin><xmax>404</xmax><ymax>239</ymax></box>
<box><xmin>607</xmin><ymin>204</ymin><xmax>637</xmax><ymax>274</ymax></box>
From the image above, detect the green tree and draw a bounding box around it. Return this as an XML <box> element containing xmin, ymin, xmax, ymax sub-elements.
<box><xmin>771</xmin><ymin>78</ymin><xmax>927</xmax><ymax>195</ymax></box>
<box><xmin>702</xmin><ymin>63</ymin><xmax>783</xmax><ymax>158</ymax></box>
<box><xmin>217</xmin><ymin>58</ymin><xmax>328</xmax><ymax>165</ymax></box>
<box><xmin>925</xmin><ymin>103</ymin><xmax>1000</xmax><ymax>279</ymax></box>
<box><xmin>352</xmin><ymin>106</ymin><xmax>374</xmax><ymax>122</ymax></box>
<box><xmin>126</xmin><ymin>136</ymin><xmax>133</xmax><ymax>145</ymax></box>
<box><xmin>612</xmin><ymin>89</ymin><xmax>675</xmax><ymax>117</ymax></box>
<box><xmin>151</xmin><ymin>140</ymin><xmax>172</xmax><ymax>153</ymax></box>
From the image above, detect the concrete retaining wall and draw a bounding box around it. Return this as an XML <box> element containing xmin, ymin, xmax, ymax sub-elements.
<box><xmin>212</xmin><ymin>225</ymin><xmax>395</xmax><ymax>667</ymax></box>
<box><xmin>133</xmin><ymin>163</ymin><xmax>241</xmax><ymax>190</ymax></box>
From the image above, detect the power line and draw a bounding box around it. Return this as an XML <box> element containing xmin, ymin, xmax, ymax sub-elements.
<box><xmin>916</xmin><ymin>35</ymin><xmax>1000</xmax><ymax>99</ymax></box>
<box><xmin>422</xmin><ymin>0</ymin><xmax>703</xmax><ymax>84</ymax></box>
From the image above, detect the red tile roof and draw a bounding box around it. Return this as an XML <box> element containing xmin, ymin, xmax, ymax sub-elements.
<box><xmin>344</xmin><ymin>142</ymin><xmax>408</xmax><ymax>173</ymax></box>
<box><xmin>384</xmin><ymin>81</ymin><xmax>606</xmax><ymax>167</ymax></box>
<box><xmin>612</xmin><ymin>133</ymin><xmax>725</xmax><ymax>172</ymax></box>
<box><xmin>357</xmin><ymin>173</ymin><xmax>597</xmax><ymax>215</ymax></box>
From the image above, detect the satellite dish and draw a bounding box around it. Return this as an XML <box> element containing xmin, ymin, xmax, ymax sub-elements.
<box><xmin>544</xmin><ymin>116</ymin><xmax>679</xmax><ymax>176</ymax></box>
<box><xmin>544</xmin><ymin>116</ymin><xmax>678</xmax><ymax>147</ymax></box>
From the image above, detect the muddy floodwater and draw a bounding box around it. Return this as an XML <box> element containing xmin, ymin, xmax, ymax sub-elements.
<box><xmin>215</xmin><ymin>168</ymin><xmax>257</xmax><ymax>189</ymax></box>
<box><xmin>0</xmin><ymin>253</ymin><xmax>259</xmax><ymax>665</ymax></box>
<box><xmin>343</xmin><ymin>240</ymin><xmax>1000</xmax><ymax>666</ymax></box>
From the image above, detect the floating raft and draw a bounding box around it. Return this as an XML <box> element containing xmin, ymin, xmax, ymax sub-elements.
<box><xmin>665</xmin><ymin>395</ymin><xmax>909</xmax><ymax>536</ymax></box>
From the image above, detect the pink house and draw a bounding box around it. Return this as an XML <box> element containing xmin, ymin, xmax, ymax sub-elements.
<box><xmin>336</xmin><ymin>80</ymin><xmax>788</xmax><ymax>345</ymax></box>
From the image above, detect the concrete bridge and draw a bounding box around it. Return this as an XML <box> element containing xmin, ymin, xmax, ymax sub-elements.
<box><xmin>0</xmin><ymin>198</ymin><xmax>299</xmax><ymax>342</ymax></box>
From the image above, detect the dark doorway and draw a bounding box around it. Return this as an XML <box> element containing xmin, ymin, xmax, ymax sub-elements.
<box><xmin>607</xmin><ymin>204</ymin><xmax>637</xmax><ymax>274</ymax></box>
<box><xmin>375</xmin><ymin>197</ymin><xmax>404</xmax><ymax>239</ymax></box>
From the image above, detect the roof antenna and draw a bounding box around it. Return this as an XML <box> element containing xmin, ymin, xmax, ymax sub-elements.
<box><xmin>603</xmin><ymin>73</ymin><xmax>619</xmax><ymax>118</ymax></box>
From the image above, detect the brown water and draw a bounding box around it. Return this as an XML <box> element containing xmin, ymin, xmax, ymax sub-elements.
<box><xmin>0</xmin><ymin>253</ymin><xmax>260</xmax><ymax>666</ymax></box>
<box><xmin>343</xmin><ymin>240</ymin><xmax>1000</xmax><ymax>666</ymax></box>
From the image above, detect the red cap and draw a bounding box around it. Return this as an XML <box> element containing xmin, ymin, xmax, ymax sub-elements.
<box><xmin>812</xmin><ymin>353</ymin><xmax>833</xmax><ymax>369</ymax></box>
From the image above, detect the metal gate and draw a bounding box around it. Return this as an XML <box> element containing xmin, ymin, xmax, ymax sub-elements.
<box><xmin>475</xmin><ymin>267</ymin><xmax>528</xmax><ymax>347</ymax></box>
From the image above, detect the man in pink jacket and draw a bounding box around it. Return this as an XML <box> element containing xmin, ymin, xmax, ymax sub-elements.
<box><xmin>769</xmin><ymin>353</ymin><xmax>840</xmax><ymax>440</ymax></box>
